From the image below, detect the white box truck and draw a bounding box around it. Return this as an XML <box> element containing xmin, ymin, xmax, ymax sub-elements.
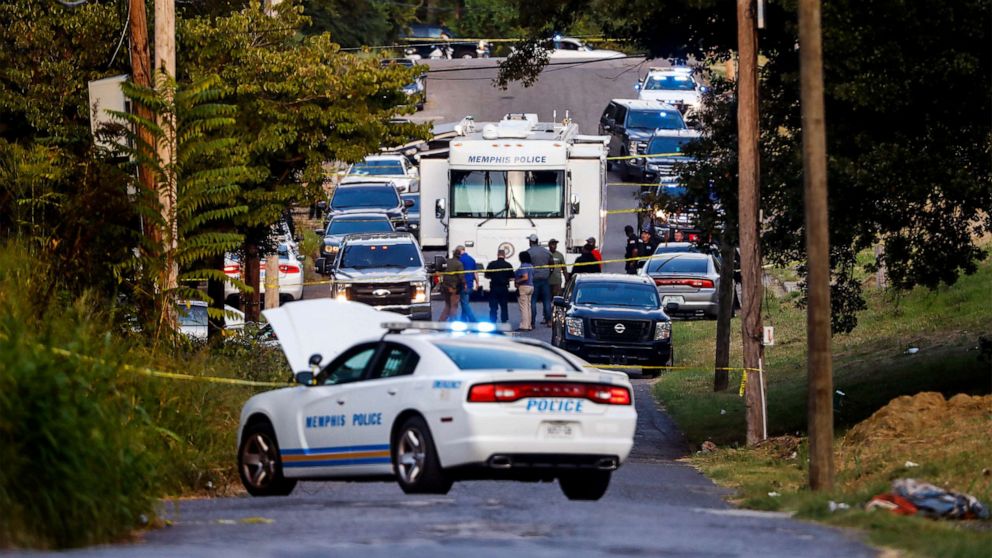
<box><xmin>419</xmin><ymin>114</ymin><xmax>608</xmax><ymax>290</ymax></box>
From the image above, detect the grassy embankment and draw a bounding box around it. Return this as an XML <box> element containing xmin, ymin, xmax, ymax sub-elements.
<box><xmin>0</xmin><ymin>245</ymin><xmax>290</xmax><ymax>549</ymax></box>
<box><xmin>653</xmin><ymin>253</ymin><xmax>992</xmax><ymax>557</ymax></box>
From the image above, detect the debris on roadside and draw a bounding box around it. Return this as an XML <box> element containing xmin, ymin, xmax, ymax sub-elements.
<box><xmin>867</xmin><ymin>479</ymin><xmax>990</xmax><ymax>520</ymax></box>
<box><xmin>700</xmin><ymin>440</ymin><xmax>718</xmax><ymax>453</ymax></box>
<box><xmin>828</xmin><ymin>501</ymin><xmax>850</xmax><ymax>512</ymax></box>
<box><xmin>768</xmin><ymin>491</ymin><xmax>781</xmax><ymax>498</ymax></box>
<box><xmin>904</xmin><ymin>461</ymin><xmax>919</xmax><ymax>468</ymax></box>
<box><xmin>753</xmin><ymin>435</ymin><xmax>802</xmax><ymax>459</ymax></box>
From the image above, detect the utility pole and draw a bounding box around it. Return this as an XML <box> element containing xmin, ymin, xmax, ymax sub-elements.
<box><xmin>154</xmin><ymin>0</ymin><xmax>178</xmax><ymax>295</ymax></box>
<box><xmin>798</xmin><ymin>0</ymin><xmax>834</xmax><ymax>491</ymax></box>
<box><xmin>265</xmin><ymin>255</ymin><xmax>280</xmax><ymax>310</ymax></box>
<box><xmin>127</xmin><ymin>0</ymin><xmax>158</xmax><ymax>246</ymax></box>
<box><xmin>736</xmin><ymin>0</ymin><xmax>766</xmax><ymax>445</ymax></box>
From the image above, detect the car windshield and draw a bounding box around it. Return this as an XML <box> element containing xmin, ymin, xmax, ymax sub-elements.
<box><xmin>647</xmin><ymin>136</ymin><xmax>693</xmax><ymax>156</ymax></box>
<box><xmin>574</xmin><ymin>283</ymin><xmax>660</xmax><ymax>308</ymax></box>
<box><xmin>434</xmin><ymin>340</ymin><xmax>577</xmax><ymax>371</ymax></box>
<box><xmin>644</xmin><ymin>74</ymin><xmax>697</xmax><ymax>91</ymax></box>
<box><xmin>627</xmin><ymin>109</ymin><xmax>686</xmax><ymax>130</ymax></box>
<box><xmin>646</xmin><ymin>256</ymin><xmax>709</xmax><ymax>274</ymax></box>
<box><xmin>450</xmin><ymin>169</ymin><xmax>564</xmax><ymax>218</ymax></box>
<box><xmin>176</xmin><ymin>304</ymin><xmax>208</xmax><ymax>327</ymax></box>
<box><xmin>328</xmin><ymin>217</ymin><xmax>393</xmax><ymax>235</ymax></box>
<box><xmin>331</xmin><ymin>186</ymin><xmax>399</xmax><ymax>210</ymax></box>
<box><xmin>348</xmin><ymin>161</ymin><xmax>405</xmax><ymax>176</ymax></box>
<box><xmin>339</xmin><ymin>242</ymin><xmax>421</xmax><ymax>269</ymax></box>
<box><xmin>402</xmin><ymin>195</ymin><xmax>420</xmax><ymax>212</ymax></box>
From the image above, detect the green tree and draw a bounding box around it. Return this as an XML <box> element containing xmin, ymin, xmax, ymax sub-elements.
<box><xmin>108</xmin><ymin>74</ymin><xmax>249</xmax><ymax>336</ymax></box>
<box><xmin>500</xmin><ymin>0</ymin><xmax>992</xmax><ymax>332</ymax></box>
<box><xmin>180</xmin><ymin>2</ymin><xmax>430</xmax><ymax>320</ymax></box>
<box><xmin>301</xmin><ymin>0</ymin><xmax>418</xmax><ymax>48</ymax></box>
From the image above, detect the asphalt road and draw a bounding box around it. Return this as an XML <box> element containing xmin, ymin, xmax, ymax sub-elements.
<box><xmin>36</xmin><ymin>58</ymin><xmax>874</xmax><ymax>557</ymax></box>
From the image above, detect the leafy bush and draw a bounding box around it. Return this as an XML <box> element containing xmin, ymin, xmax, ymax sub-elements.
<box><xmin>0</xmin><ymin>244</ymin><xmax>292</xmax><ymax>548</ymax></box>
<box><xmin>0</xmin><ymin>249</ymin><xmax>160</xmax><ymax>548</ymax></box>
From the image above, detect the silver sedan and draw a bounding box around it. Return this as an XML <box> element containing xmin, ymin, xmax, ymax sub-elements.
<box><xmin>639</xmin><ymin>252</ymin><xmax>721</xmax><ymax>319</ymax></box>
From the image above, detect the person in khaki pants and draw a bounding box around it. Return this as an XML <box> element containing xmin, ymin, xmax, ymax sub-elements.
<box><xmin>438</xmin><ymin>248</ymin><xmax>465</xmax><ymax>322</ymax></box>
<box><xmin>514</xmin><ymin>251</ymin><xmax>535</xmax><ymax>331</ymax></box>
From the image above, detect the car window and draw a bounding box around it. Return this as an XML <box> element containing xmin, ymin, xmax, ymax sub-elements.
<box><xmin>176</xmin><ymin>304</ymin><xmax>208</xmax><ymax>327</ymax></box>
<box><xmin>644</xmin><ymin>74</ymin><xmax>697</xmax><ymax>91</ymax></box>
<box><xmin>601</xmin><ymin>103</ymin><xmax>616</xmax><ymax>122</ymax></box>
<box><xmin>331</xmin><ymin>186</ymin><xmax>400</xmax><ymax>210</ymax></box>
<box><xmin>340</xmin><ymin>242</ymin><xmax>422</xmax><ymax>269</ymax></box>
<box><xmin>646</xmin><ymin>256</ymin><xmax>710</xmax><ymax>275</ymax></box>
<box><xmin>349</xmin><ymin>161</ymin><xmax>405</xmax><ymax>176</ymax></box>
<box><xmin>614</xmin><ymin>106</ymin><xmax>628</xmax><ymax>126</ymax></box>
<box><xmin>328</xmin><ymin>217</ymin><xmax>393</xmax><ymax>235</ymax></box>
<box><xmin>371</xmin><ymin>344</ymin><xmax>420</xmax><ymax>379</ymax></box>
<box><xmin>626</xmin><ymin>109</ymin><xmax>685</xmax><ymax>130</ymax></box>
<box><xmin>433</xmin><ymin>340</ymin><xmax>577</xmax><ymax>371</ymax></box>
<box><xmin>401</xmin><ymin>195</ymin><xmax>420</xmax><ymax>212</ymax></box>
<box><xmin>574</xmin><ymin>283</ymin><xmax>660</xmax><ymax>308</ymax></box>
<box><xmin>319</xmin><ymin>344</ymin><xmax>378</xmax><ymax>385</ymax></box>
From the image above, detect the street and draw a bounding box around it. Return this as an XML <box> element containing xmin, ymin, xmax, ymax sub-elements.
<box><xmin>28</xmin><ymin>58</ymin><xmax>879</xmax><ymax>558</ymax></box>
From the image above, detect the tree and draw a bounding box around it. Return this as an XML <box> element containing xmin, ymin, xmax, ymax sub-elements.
<box><xmin>301</xmin><ymin>0</ymin><xmax>417</xmax><ymax>48</ymax></box>
<box><xmin>179</xmin><ymin>2</ymin><xmax>430</xmax><ymax>320</ymax></box>
<box><xmin>500</xmin><ymin>0</ymin><xmax>992</xmax><ymax>333</ymax></box>
<box><xmin>108</xmin><ymin>74</ymin><xmax>249</xmax><ymax>336</ymax></box>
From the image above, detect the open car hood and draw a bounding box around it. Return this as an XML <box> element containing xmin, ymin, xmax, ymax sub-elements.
<box><xmin>263</xmin><ymin>300</ymin><xmax>410</xmax><ymax>372</ymax></box>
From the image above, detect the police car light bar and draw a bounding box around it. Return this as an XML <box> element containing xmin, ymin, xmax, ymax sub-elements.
<box><xmin>381</xmin><ymin>321</ymin><xmax>513</xmax><ymax>334</ymax></box>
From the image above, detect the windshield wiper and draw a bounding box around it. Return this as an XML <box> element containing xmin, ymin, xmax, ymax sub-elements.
<box><xmin>477</xmin><ymin>206</ymin><xmax>507</xmax><ymax>227</ymax></box>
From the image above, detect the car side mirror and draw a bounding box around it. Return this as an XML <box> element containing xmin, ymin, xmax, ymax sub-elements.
<box><xmin>308</xmin><ymin>353</ymin><xmax>323</xmax><ymax>368</ymax></box>
<box><xmin>570</xmin><ymin>194</ymin><xmax>580</xmax><ymax>215</ymax></box>
<box><xmin>665</xmin><ymin>302</ymin><xmax>680</xmax><ymax>314</ymax></box>
<box><xmin>435</xmin><ymin>198</ymin><xmax>446</xmax><ymax>219</ymax></box>
<box><xmin>404</xmin><ymin>199</ymin><xmax>415</xmax><ymax>208</ymax></box>
<box><xmin>314</xmin><ymin>228</ymin><xmax>325</xmax><ymax>236</ymax></box>
<box><xmin>315</xmin><ymin>257</ymin><xmax>326</xmax><ymax>274</ymax></box>
<box><xmin>552</xmin><ymin>296</ymin><xmax>568</xmax><ymax>308</ymax></box>
<box><xmin>297</xmin><ymin>254</ymin><xmax>306</xmax><ymax>262</ymax></box>
<box><xmin>295</xmin><ymin>371</ymin><xmax>315</xmax><ymax>386</ymax></box>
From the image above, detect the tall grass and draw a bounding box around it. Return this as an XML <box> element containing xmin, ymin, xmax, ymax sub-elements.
<box><xmin>0</xmin><ymin>245</ymin><xmax>291</xmax><ymax>548</ymax></box>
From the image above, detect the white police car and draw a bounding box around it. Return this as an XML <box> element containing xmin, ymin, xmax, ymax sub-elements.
<box><xmin>237</xmin><ymin>300</ymin><xmax>637</xmax><ymax>501</ymax></box>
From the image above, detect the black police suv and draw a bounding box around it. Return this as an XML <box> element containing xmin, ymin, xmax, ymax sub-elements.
<box><xmin>551</xmin><ymin>274</ymin><xmax>673</xmax><ymax>377</ymax></box>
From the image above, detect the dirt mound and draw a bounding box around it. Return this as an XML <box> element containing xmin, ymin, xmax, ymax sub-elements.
<box><xmin>838</xmin><ymin>392</ymin><xmax>992</xmax><ymax>496</ymax></box>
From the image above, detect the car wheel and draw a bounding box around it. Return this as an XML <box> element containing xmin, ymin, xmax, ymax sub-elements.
<box><xmin>393</xmin><ymin>416</ymin><xmax>452</xmax><ymax>495</ymax></box>
<box><xmin>559</xmin><ymin>471</ymin><xmax>611</xmax><ymax>501</ymax></box>
<box><xmin>238</xmin><ymin>421</ymin><xmax>297</xmax><ymax>497</ymax></box>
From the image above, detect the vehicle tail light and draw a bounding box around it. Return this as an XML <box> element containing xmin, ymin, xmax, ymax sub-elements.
<box><xmin>223</xmin><ymin>265</ymin><xmax>240</xmax><ymax>274</ymax></box>
<box><xmin>279</xmin><ymin>264</ymin><xmax>300</xmax><ymax>274</ymax></box>
<box><xmin>467</xmin><ymin>382</ymin><xmax>632</xmax><ymax>405</ymax></box>
<box><xmin>653</xmin><ymin>278</ymin><xmax>714</xmax><ymax>288</ymax></box>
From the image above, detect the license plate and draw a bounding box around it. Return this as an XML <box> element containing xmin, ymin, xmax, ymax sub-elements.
<box><xmin>543</xmin><ymin>422</ymin><xmax>576</xmax><ymax>439</ymax></box>
<box><xmin>662</xmin><ymin>295</ymin><xmax>684</xmax><ymax>305</ymax></box>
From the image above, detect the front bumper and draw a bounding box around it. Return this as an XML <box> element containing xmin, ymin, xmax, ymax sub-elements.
<box><xmin>562</xmin><ymin>337</ymin><xmax>672</xmax><ymax>365</ymax></box>
<box><xmin>357</xmin><ymin>301</ymin><xmax>431</xmax><ymax>320</ymax></box>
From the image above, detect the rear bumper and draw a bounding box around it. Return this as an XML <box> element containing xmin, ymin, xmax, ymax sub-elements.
<box><xmin>433</xmin><ymin>407</ymin><xmax>636</xmax><ymax>470</ymax></box>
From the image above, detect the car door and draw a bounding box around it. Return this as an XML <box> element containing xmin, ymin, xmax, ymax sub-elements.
<box><xmin>344</xmin><ymin>342</ymin><xmax>423</xmax><ymax>475</ymax></box>
<box><xmin>289</xmin><ymin>343</ymin><xmax>382</xmax><ymax>477</ymax></box>
<box><xmin>613</xmin><ymin>105</ymin><xmax>628</xmax><ymax>156</ymax></box>
<box><xmin>599</xmin><ymin>103</ymin><xmax>616</xmax><ymax>137</ymax></box>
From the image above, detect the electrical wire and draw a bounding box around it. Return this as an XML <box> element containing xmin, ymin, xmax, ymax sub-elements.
<box><xmin>107</xmin><ymin>0</ymin><xmax>131</xmax><ymax>69</ymax></box>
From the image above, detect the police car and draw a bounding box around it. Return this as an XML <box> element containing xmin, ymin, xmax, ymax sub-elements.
<box><xmin>237</xmin><ymin>300</ymin><xmax>637</xmax><ymax>501</ymax></box>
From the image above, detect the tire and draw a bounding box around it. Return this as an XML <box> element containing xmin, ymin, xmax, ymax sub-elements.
<box><xmin>559</xmin><ymin>471</ymin><xmax>611</xmax><ymax>501</ymax></box>
<box><xmin>392</xmin><ymin>416</ymin><xmax>452</xmax><ymax>495</ymax></box>
<box><xmin>238</xmin><ymin>421</ymin><xmax>297</xmax><ymax>497</ymax></box>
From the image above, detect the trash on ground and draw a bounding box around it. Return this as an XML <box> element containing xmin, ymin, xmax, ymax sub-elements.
<box><xmin>828</xmin><ymin>501</ymin><xmax>850</xmax><ymax>512</ymax></box>
<box><xmin>700</xmin><ymin>440</ymin><xmax>718</xmax><ymax>453</ymax></box>
<box><xmin>867</xmin><ymin>479</ymin><xmax>990</xmax><ymax>520</ymax></box>
<box><xmin>904</xmin><ymin>460</ymin><xmax>919</xmax><ymax>468</ymax></box>
<box><xmin>767</xmin><ymin>491</ymin><xmax>781</xmax><ymax>498</ymax></box>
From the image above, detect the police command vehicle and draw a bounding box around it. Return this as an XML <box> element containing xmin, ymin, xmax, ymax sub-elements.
<box><xmin>237</xmin><ymin>300</ymin><xmax>637</xmax><ymax>501</ymax></box>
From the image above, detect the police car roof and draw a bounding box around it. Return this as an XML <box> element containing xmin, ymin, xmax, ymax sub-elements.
<box><xmin>361</xmin><ymin>154</ymin><xmax>405</xmax><ymax>161</ymax></box>
<box><xmin>572</xmin><ymin>273</ymin><xmax>656</xmax><ymax>287</ymax></box>
<box><xmin>647</xmin><ymin>66</ymin><xmax>694</xmax><ymax>74</ymax></box>
<box><xmin>611</xmin><ymin>98</ymin><xmax>681</xmax><ymax>111</ymax></box>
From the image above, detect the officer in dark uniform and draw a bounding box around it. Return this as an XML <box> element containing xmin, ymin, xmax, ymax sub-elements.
<box><xmin>636</xmin><ymin>228</ymin><xmax>657</xmax><ymax>269</ymax></box>
<box><xmin>623</xmin><ymin>224</ymin><xmax>639</xmax><ymax>274</ymax></box>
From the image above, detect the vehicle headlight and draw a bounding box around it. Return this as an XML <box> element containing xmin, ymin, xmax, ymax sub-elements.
<box><xmin>565</xmin><ymin>317</ymin><xmax>584</xmax><ymax>337</ymax></box>
<box><xmin>412</xmin><ymin>281</ymin><xmax>428</xmax><ymax>303</ymax></box>
<box><xmin>627</xmin><ymin>140</ymin><xmax>639</xmax><ymax>155</ymax></box>
<box><xmin>654</xmin><ymin>321</ymin><xmax>671</xmax><ymax>340</ymax></box>
<box><xmin>323</xmin><ymin>244</ymin><xmax>339</xmax><ymax>255</ymax></box>
<box><xmin>333</xmin><ymin>282</ymin><xmax>351</xmax><ymax>301</ymax></box>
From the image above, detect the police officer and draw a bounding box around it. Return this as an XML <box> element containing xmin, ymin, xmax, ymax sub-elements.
<box><xmin>623</xmin><ymin>224</ymin><xmax>639</xmax><ymax>274</ymax></box>
<box><xmin>636</xmin><ymin>228</ymin><xmax>657</xmax><ymax>269</ymax></box>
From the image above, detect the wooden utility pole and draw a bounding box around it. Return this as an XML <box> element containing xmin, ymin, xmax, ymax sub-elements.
<box><xmin>798</xmin><ymin>0</ymin><xmax>834</xmax><ymax>491</ymax></box>
<box><xmin>736</xmin><ymin>0</ymin><xmax>766</xmax><ymax>445</ymax></box>
<box><xmin>155</xmin><ymin>0</ymin><xmax>178</xmax><ymax>294</ymax></box>
<box><xmin>265</xmin><ymin>255</ymin><xmax>281</xmax><ymax>310</ymax></box>
<box><xmin>127</xmin><ymin>0</ymin><xmax>158</xmax><ymax>245</ymax></box>
<box><xmin>713</xmin><ymin>240</ymin><xmax>736</xmax><ymax>391</ymax></box>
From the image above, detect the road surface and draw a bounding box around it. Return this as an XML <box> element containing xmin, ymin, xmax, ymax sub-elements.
<box><xmin>32</xmin><ymin>58</ymin><xmax>873</xmax><ymax>557</ymax></box>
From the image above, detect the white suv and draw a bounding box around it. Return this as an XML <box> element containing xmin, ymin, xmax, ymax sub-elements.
<box><xmin>636</xmin><ymin>67</ymin><xmax>703</xmax><ymax>115</ymax></box>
